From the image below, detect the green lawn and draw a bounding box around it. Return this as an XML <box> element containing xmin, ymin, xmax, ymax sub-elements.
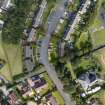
<box><xmin>3</xmin><ymin>43</ymin><xmax>23</xmax><ymax>76</ymax></box>
<box><xmin>65</xmin><ymin>61</ymin><xmax>76</xmax><ymax>80</ymax></box>
<box><xmin>43</xmin><ymin>73</ymin><xmax>54</xmax><ymax>90</ymax></box>
<box><xmin>52</xmin><ymin>91</ymin><xmax>65</xmax><ymax>105</ymax></box>
<box><xmin>88</xmin><ymin>1</ymin><xmax>105</xmax><ymax>76</ymax></box>
<box><xmin>91</xmin><ymin>29</ymin><xmax>105</xmax><ymax>48</ymax></box>
<box><xmin>0</xmin><ymin>39</ymin><xmax>23</xmax><ymax>81</ymax></box>
<box><xmin>93</xmin><ymin>48</ymin><xmax>105</xmax><ymax>75</ymax></box>
<box><xmin>89</xmin><ymin>0</ymin><xmax>105</xmax><ymax>48</ymax></box>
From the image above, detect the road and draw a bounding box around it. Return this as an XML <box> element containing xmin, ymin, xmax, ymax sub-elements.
<box><xmin>65</xmin><ymin>0</ymin><xmax>91</xmax><ymax>41</ymax></box>
<box><xmin>39</xmin><ymin>0</ymin><xmax>75</xmax><ymax>105</ymax></box>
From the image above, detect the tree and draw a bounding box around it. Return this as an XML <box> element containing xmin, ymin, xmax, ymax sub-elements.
<box><xmin>75</xmin><ymin>57</ymin><xmax>96</xmax><ymax>76</ymax></box>
<box><xmin>2</xmin><ymin>0</ymin><xmax>34</xmax><ymax>44</ymax></box>
<box><xmin>75</xmin><ymin>32</ymin><xmax>88</xmax><ymax>49</ymax></box>
<box><xmin>75</xmin><ymin>32</ymin><xmax>92</xmax><ymax>55</ymax></box>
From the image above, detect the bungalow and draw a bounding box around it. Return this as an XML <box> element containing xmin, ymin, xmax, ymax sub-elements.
<box><xmin>78</xmin><ymin>71</ymin><xmax>104</xmax><ymax>94</ymax></box>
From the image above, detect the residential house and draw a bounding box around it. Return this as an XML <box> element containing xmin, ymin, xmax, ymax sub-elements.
<box><xmin>28</xmin><ymin>75</ymin><xmax>48</xmax><ymax>93</ymax></box>
<box><xmin>78</xmin><ymin>71</ymin><xmax>104</xmax><ymax>95</ymax></box>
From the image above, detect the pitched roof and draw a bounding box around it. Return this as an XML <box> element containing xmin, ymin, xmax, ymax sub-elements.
<box><xmin>78</xmin><ymin>71</ymin><xmax>97</xmax><ymax>83</ymax></box>
<box><xmin>78</xmin><ymin>71</ymin><xmax>99</xmax><ymax>90</ymax></box>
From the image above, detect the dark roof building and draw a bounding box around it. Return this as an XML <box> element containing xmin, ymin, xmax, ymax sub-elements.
<box><xmin>28</xmin><ymin>75</ymin><xmax>46</xmax><ymax>89</ymax></box>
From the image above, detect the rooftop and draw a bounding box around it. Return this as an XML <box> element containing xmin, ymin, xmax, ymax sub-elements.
<box><xmin>78</xmin><ymin>71</ymin><xmax>102</xmax><ymax>91</ymax></box>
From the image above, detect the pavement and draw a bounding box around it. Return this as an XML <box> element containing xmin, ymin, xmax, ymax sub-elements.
<box><xmin>39</xmin><ymin>0</ymin><xmax>75</xmax><ymax>105</ymax></box>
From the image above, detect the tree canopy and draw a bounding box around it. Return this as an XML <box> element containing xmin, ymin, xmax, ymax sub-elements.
<box><xmin>75</xmin><ymin>32</ymin><xmax>89</xmax><ymax>50</ymax></box>
<box><xmin>75</xmin><ymin>58</ymin><xmax>97</xmax><ymax>76</ymax></box>
<box><xmin>2</xmin><ymin>0</ymin><xmax>34</xmax><ymax>44</ymax></box>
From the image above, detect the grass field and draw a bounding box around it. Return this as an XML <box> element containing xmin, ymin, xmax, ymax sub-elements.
<box><xmin>65</xmin><ymin>61</ymin><xmax>76</xmax><ymax>80</ymax></box>
<box><xmin>89</xmin><ymin>0</ymin><xmax>105</xmax><ymax>48</ymax></box>
<box><xmin>89</xmin><ymin>0</ymin><xmax>105</xmax><ymax>73</ymax></box>
<box><xmin>88</xmin><ymin>0</ymin><xmax>105</xmax><ymax>66</ymax></box>
<box><xmin>0</xmin><ymin>35</ymin><xmax>23</xmax><ymax>81</ymax></box>
<box><xmin>91</xmin><ymin>29</ymin><xmax>105</xmax><ymax>48</ymax></box>
<box><xmin>94</xmin><ymin>48</ymin><xmax>105</xmax><ymax>74</ymax></box>
<box><xmin>3</xmin><ymin>43</ymin><xmax>23</xmax><ymax>76</ymax></box>
<box><xmin>90</xmin><ymin>13</ymin><xmax>105</xmax><ymax>48</ymax></box>
<box><xmin>99</xmin><ymin>91</ymin><xmax>105</xmax><ymax>105</ymax></box>
<box><xmin>89</xmin><ymin>1</ymin><xmax>105</xmax><ymax>104</ymax></box>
